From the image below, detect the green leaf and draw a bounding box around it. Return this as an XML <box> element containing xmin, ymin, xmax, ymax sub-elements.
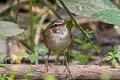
<box><xmin>91</xmin><ymin>10</ymin><xmax>120</xmax><ymax>26</ymax></box>
<box><xmin>53</xmin><ymin>50</ymin><xmax>60</xmax><ymax>56</ymax></box>
<box><xmin>94</xmin><ymin>45</ymin><xmax>100</xmax><ymax>50</ymax></box>
<box><xmin>0</xmin><ymin>21</ymin><xmax>24</xmax><ymax>37</ymax></box>
<box><xmin>73</xmin><ymin>38</ymin><xmax>83</xmax><ymax>44</ymax></box>
<box><xmin>116</xmin><ymin>45</ymin><xmax>120</xmax><ymax>61</ymax></box>
<box><xmin>114</xmin><ymin>53</ymin><xmax>119</xmax><ymax>58</ymax></box>
<box><xmin>0</xmin><ymin>64</ymin><xmax>9</xmax><ymax>69</ymax></box>
<box><xmin>81</xmin><ymin>43</ymin><xmax>90</xmax><ymax>49</ymax></box>
<box><xmin>24</xmin><ymin>73</ymin><xmax>35</xmax><ymax>77</ymax></box>
<box><xmin>112</xmin><ymin>58</ymin><xmax>116</xmax><ymax>68</ymax></box>
<box><xmin>71</xmin><ymin>53</ymin><xmax>79</xmax><ymax>60</ymax></box>
<box><xmin>66</xmin><ymin>20</ymin><xmax>73</xmax><ymax>30</ymax></box>
<box><xmin>4</xmin><ymin>57</ymin><xmax>10</xmax><ymax>62</ymax></box>
<box><xmin>79</xmin><ymin>54</ymin><xmax>91</xmax><ymax>65</ymax></box>
<box><xmin>106</xmin><ymin>56</ymin><xmax>112</xmax><ymax>61</ymax></box>
<box><xmin>118</xmin><ymin>56</ymin><xmax>120</xmax><ymax>58</ymax></box>
<box><xmin>103</xmin><ymin>0</ymin><xmax>117</xmax><ymax>8</ymax></box>
<box><xmin>57</xmin><ymin>0</ymin><xmax>118</xmax><ymax>17</ymax></box>
<box><xmin>0</xmin><ymin>64</ymin><xmax>6</xmax><ymax>67</ymax></box>
<box><xmin>8</xmin><ymin>73</ymin><xmax>15</xmax><ymax>80</ymax></box>
<box><xmin>0</xmin><ymin>51</ymin><xmax>7</xmax><ymax>57</ymax></box>
<box><xmin>84</xmin><ymin>29</ymin><xmax>94</xmax><ymax>34</ymax></box>
<box><xmin>0</xmin><ymin>34</ymin><xmax>4</xmax><ymax>38</ymax></box>
<box><xmin>81</xmin><ymin>43</ymin><xmax>88</xmax><ymax>49</ymax></box>
<box><xmin>44</xmin><ymin>75</ymin><xmax>56</xmax><ymax>80</ymax></box>
<box><xmin>0</xmin><ymin>74</ymin><xmax>8</xmax><ymax>80</ymax></box>
<box><xmin>29</xmin><ymin>65</ymin><xmax>33</xmax><ymax>72</ymax></box>
<box><xmin>107</xmin><ymin>52</ymin><xmax>114</xmax><ymax>56</ymax></box>
<box><xmin>87</xmin><ymin>42</ymin><xmax>91</xmax><ymax>46</ymax></box>
<box><xmin>15</xmin><ymin>52</ymin><xmax>28</xmax><ymax>57</ymax></box>
<box><xmin>28</xmin><ymin>54</ymin><xmax>39</xmax><ymax>63</ymax></box>
<box><xmin>35</xmin><ymin>45</ymin><xmax>48</xmax><ymax>55</ymax></box>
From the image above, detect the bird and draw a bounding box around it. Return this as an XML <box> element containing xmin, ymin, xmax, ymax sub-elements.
<box><xmin>43</xmin><ymin>19</ymin><xmax>72</xmax><ymax>72</ymax></box>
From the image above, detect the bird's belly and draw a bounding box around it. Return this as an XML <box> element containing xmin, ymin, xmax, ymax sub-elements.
<box><xmin>45</xmin><ymin>33</ymin><xmax>71</xmax><ymax>51</ymax></box>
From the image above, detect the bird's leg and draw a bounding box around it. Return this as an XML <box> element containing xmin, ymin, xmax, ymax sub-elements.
<box><xmin>55</xmin><ymin>54</ymin><xmax>60</xmax><ymax>64</ymax></box>
<box><xmin>45</xmin><ymin>50</ymin><xmax>51</xmax><ymax>72</ymax></box>
<box><xmin>62</xmin><ymin>51</ymin><xmax>74</xmax><ymax>79</ymax></box>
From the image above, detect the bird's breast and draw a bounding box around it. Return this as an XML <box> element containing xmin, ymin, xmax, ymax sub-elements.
<box><xmin>44</xmin><ymin>27</ymin><xmax>71</xmax><ymax>51</ymax></box>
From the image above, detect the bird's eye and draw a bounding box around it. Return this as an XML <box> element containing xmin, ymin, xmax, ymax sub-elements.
<box><xmin>54</xmin><ymin>24</ymin><xmax>58</xmax><ymax>27</ymax></box>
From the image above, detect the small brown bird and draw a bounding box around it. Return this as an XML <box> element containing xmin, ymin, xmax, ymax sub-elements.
<box><xmin>43</xmin><ymin>19</ymin><xmax>72</xmax><ymax>72</ymax></box>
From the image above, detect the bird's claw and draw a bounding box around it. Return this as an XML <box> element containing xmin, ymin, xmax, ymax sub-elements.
<box><xmin>45</xmin><ymin>62</ymin><xmax>52</xmax><ymax>72</ymax></box>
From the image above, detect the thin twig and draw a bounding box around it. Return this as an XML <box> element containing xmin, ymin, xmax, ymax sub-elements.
<box><xmin>58</xmin><ymin>0</ymin><xmax>104</xmax><ymax>62</ymax></box>
<box><xmin>35</xmin><ymin>14</ymin><xmax>47</xmax><ymax>45</ymax></box>
<box><xmin>44</xmin><ymin>0</ymin><xmax>62</xmax><ymax>19</ymax></box>
<box><xmin>15</xmin><ymin>0</ymin><xmax>20</xmax><ymax>24</ymax></box>
<box><xmin>0</xmin><ymin>0</ymin><xmax>27</xmax><ymax>14</ymax></box>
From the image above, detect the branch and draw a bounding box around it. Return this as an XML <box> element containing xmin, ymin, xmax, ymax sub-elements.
<box><xmin>44</xmin><ymin>0</ymin><xmax>62</xmax><ymax>19</ymax></box>
<box><xmin>1</xmin><ymin>64</ymin><xmax>120</xmax><ymax>80</ymax></box>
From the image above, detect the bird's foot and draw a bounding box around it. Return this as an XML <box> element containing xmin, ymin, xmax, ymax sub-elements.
<box><xmin>45</xmin><ymin>62</ymin><xmax>52</xmax><ymax>72</ymax></box>
<box><xmin>64</xmin><ymin>65</ymin><xmax>74</xmax><ymax>80</ymax></box>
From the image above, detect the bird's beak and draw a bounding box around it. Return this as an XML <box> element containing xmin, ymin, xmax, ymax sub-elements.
<box><xmin>61</xmin><ymin>22</ymin><xmax>66</xmax><ymax>26</ymax></box>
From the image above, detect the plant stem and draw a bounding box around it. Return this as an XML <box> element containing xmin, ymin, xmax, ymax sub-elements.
<box><xmin>29</xmin><ymin>0</ymin><xmax>38</xmax><ymax>64</ymax></box>
<box><xmin>15</xmin><ymin>0</ymin><xmax>20</xmax><ymax>24</ymax></box>
<box><xmin>29</xmin><ymin>0</ymin><xmax>35</xmax><ymax>53</ymax></box>
<box><xmin>58</xmin><ymin>0</ymin><xmax>103</xmax><ymax>61</ymax></box>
